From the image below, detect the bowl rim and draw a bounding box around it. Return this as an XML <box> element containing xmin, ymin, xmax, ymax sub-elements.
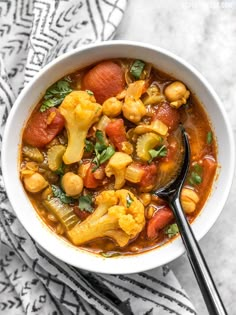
<box><xmin>2</xmin><ymin>40</ymin><xmax>235</xmax><ymax>274</ymax></box>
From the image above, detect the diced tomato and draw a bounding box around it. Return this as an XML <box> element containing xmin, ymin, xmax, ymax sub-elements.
<box><xmin>147</xmin><ymin>206</ymin><xmax>174</xmax><ymax>239</ymax></box>
<box><xmin>82</xmin><ymin>61</ymin><xmax>125</xmax><ymax>103</ymax></box>
<box><xmin>83</xmin><ymin>164</ymin><xmax>101</xmax><ymax>189</ymax></box>
<box><xmin>105</xmin><ymin>119</ymin><xmax>127</xmax><ymax>151</ymax></box>
<box><xmin>139</xmin><ymin>163</ymin><xmax>158</xmax><ymax>191</ymax></box>
<box><xmin>23</xmin><ymin>108</ymin><xmax>65</xmax><ymax>148</ymax></box>
<box><xmin>73</xmin><ymin>207</ymin><xmax>90</xmax><ymax>221</ymax></box>
<box><xmin>152</xmin><ymin>102</ymin><xmax>180</xmax><ymax>131</ymax></box>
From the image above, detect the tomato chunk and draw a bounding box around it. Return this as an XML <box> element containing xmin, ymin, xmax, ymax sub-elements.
<box><xmin>73</xmin><ymin>207</ymin><xmax>90</xmax><ymax>221</ymax></box>
<box><xmin>23</xmin><ymin>108</ymin><xmax>65</xmax><ymax>148</ymax></box>
<box><xmin>153</xmin><ymin>102</ymin><xmax>180</xmax><ymax>131</ymax></box>
<box><xmin>147</xmin><ymin>206</ymin><xmax>174</xmax><ymax>239</ymax></box>
<box><xmin>82</xmin><ymin>61</ymin><xmax>125</xmax><ymax>103</ymax></box>
<box><xmin>105</xmin><ymin>119</ymin><xmax>127</xmax><ymax>151</ymax></box>
<box><xmin>138</xmin><ymin>163</ymin><xmax>157</xmax><ymax>192</ymax></box>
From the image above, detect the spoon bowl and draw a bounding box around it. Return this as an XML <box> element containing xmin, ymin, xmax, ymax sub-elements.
<box><xmin>153</xmin><ymin>126</ymin><xmax>227</xmax><ymax>315</ymax></box>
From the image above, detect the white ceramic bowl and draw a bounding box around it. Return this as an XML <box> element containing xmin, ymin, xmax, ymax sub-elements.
<box><xmin>2</xmin><ymin>41</ymin><xmax>235</xmax><ymax>274</ymax></box>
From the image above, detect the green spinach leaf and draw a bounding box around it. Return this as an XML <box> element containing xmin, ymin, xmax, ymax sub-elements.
<box><xmin>40</xmin><ymin>77</ymin><xmax>72</xmax><ymax>112</ymax></box>
<box><xmin>149</xmin><ymin>145</ymin><xmax>167</xmax><ymax>162</ymax></box>
<box><xmin>130</xmin><ymin>60</ymin><xmax>145</xmax><ymax>80</ymax></box>
<box><xmin>51</xmin><ymin>185</ymin><xmax>74</xmax><ymax>204</ymax></box>
<box><xmin>78</xmin><ymin>195</ymin><xmax>93</xmax><ymax>213</ymax></box>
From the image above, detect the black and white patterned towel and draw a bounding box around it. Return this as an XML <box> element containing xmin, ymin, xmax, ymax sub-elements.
<box><xmin>0</xmin><ymin>1</ymin><xmax>196</xmax><ymax>314</ymax></box>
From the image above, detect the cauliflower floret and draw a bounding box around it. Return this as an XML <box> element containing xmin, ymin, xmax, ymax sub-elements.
<box><xmin>105</xmin><ymin>152</ymin><xmax>132</xmax><ymax>189</ymax></box>
<box><xmin>59</xmin><ymin>91</ymin><xmax>102</xmax><ymax>164</ymax></box>
<box><xmin>122</xmin><ymin>80</ymin><xmax>146</xmax><ymax>123</ymax></box>
<box><xmin>67</xmin><ymin>189</ymin><xmax>145</xmax><ymax>247</ymax></box>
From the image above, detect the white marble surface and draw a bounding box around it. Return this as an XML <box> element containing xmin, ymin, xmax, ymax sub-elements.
<box><xmin>115</xmin><ymin>1</ymin><xmax>236</xmax><ymax>314</ymax></box>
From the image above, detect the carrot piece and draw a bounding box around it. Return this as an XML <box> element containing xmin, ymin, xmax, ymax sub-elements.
<box><xmin>147</xmin><ymin>206</ymin><xmax>174</xmax><ymax>239</ymax></box>
<box><xmin>201</xmin><ymin>157</ymin><xmax>217</xmax><ymax>192</ymax></box>
<box><xmin>82</xmin><ymin>61</ymin><xmax>125</xmax><ymax>103</ymax></box>
<box><xmin>73</xmin><ymin>207</ymin><xmax>90</xmax><ymax>221</ymax></box>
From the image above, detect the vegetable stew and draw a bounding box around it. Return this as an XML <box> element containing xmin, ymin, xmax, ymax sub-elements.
<box><xmin>20</xmin><ymin>59</ymin><xmax>217</xmax><ymax>257</ymax></box>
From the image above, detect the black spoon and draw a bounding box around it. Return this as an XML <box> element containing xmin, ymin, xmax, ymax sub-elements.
<box><xmin>153</xmin><ymin>126</ymin><xmax>227</xmax><ymax>315</ymax></box>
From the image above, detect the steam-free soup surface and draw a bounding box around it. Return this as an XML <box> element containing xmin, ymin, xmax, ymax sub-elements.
<box><xmin>20</xmin><ymin>59</ymin><xmax>217</xmax><ymax>257</ymax></box>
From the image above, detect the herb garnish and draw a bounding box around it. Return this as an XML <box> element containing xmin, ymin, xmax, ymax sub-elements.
<box><xmin>189</xmin><ymin>163</ymin><xmax>203</xmax><ymax>186</ymax></box>
<box><xmin>206</xmin><ymin>131</ymin><xmax>213</xmax><ymax>144</ymax></box>
<box><xmin>92</xmin><ymin>130</ymin><xmax>115</xmax><ymax>171</ymax></box>
<box><xmin>51</xmin><ymin>185</ymin><xmax>74</xmax><ymax>204</ymax></box>
<box><xmin>148</xmin><ymin>145</ymin><xmax>167</xmax><ymax>162</ymax></box>
<box><xmin>40</xmin><ymin>77</ymin><xmax>72</xmax><ymax>112</ymax></box>
<box><xmin>54</xmin><ymin>163</ymin><xmax>65</xmax><ymax>176</ymax></box>
<box><xmin>86</xmin><ymin>89</ymin><xmax>94</xmax><ymax>96</ymax></box>
<box><xmin>78</xmin><ymin>195</ymin><xmax>93</xmax><ymax>213</ymax></box>
<box><xmin>126</xmin><ymin>193</ymin><xmax>134</xmax><ymax>208</ymax></box>
<box><xmin>84</xmin><ymin>139</ymin><xmax>94</xmax><ymax>153</ymax></box>
<box><xmin>101</xmin><ymin>252</ymin><xmax>120</xmax><ymax>258</ymax></box>
<box><xmin>165</xmin><ymin>223</ymin><xmax>179</xmax><ymax>238</ymax></box>
<box><xmin>130</xmin><ymin>60</ymin><xmax>145</xmax><ymax>80</ymax></box>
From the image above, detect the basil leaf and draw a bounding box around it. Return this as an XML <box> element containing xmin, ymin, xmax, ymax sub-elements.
<box><xmin>207</xmin><ymin>131</ymin><xmax>213</xmax><ymax>144</ymax></box>
<box><xmin>40</xmin><ymin>78</ymin><xmax>72</xmax><ymax>112</ymax></box>
<box><xmin>130</xmin><ymin>60</ymin><xmax>145</xmax><ymax>80</ymax></box>
<box><xmin>126</xmin><ymin>193</ymin><xmax>134</xmax><ymax>208</ymax></box>
<box><xmin>78</xmin><ymin>195</ymin><xmax>93</xmax><ymax>213</ymax></box>
<box><xmin>84</xmin><ymin>139</ymin><xmax>94</xmax><ymax>153</ymax></box>
<box><xmin>149</xmin><ymin>145</ymin><xmax>167</xmax><ymax>162</ymax></box>
<box><xmin>51</xmin><ymin>185</ymin><xmax>74</xmax><ymax>204</ymax></box>
<box><xmin>99</xmin><ymin>146</ymin><xmax>115</xmax><ymax>164</ymax></box>
<box><xmin>86</xmin><ymin>89</ymin><xmax>94</xmax><ymax>96</ymax></box>
<box><xmin>165</xmin><ymin>223</ymin><xmax>179</xmax><ymax>238</ymax></box>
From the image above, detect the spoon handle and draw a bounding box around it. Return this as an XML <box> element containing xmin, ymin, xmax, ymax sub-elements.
<box><xmin>171</xmin><ymin>197</ymin><xmax>227</xmax><ymax>315</ymax></box>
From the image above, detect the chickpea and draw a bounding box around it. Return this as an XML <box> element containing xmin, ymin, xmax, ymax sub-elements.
<box><xmin>139</xmin><ymin>193</ymin><xmax>151</xmax><ymax>206</ymax></box>
<box><xmin>23</xmin><ymin>172</ymin><xmax>48</xmax><ymax>193</ymax></box>
<box><xmin>181</xmin><ymin>187</ymin><xmax>199</xmax><ymax>214</ymax></box>
<box><xmin>122</xmin><ymin>99</ymin><xmax>146</xmax><ymax>123</ymax></box>
<box><xmin>164</xmin><ymin>81</ymin><xmax>190</xmax><ymax>108</ymax></box>
<box><xmin>146</xmin><ymin>205</ymin><xmax>155</xmax><ymax>219</ymax></box>
<box><xmin>78</xmin><ymin>163</ymin><xmax>90</xmax><ymax>178</ymax></box>
<box><xmin>61</xmin><ymin>172</ymin><xmax>83</xmax><ymax>197</ymax></box>
<box><xmin>102</xmin><ymin>97</ymin><xmax>122</xmax><ymax>117</ymax></box>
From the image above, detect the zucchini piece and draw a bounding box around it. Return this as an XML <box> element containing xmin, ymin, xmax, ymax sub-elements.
<box><xmin>43</xmin><ymin>197</ymin><xmax>79</xmax><ymax>230</ymax></box>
